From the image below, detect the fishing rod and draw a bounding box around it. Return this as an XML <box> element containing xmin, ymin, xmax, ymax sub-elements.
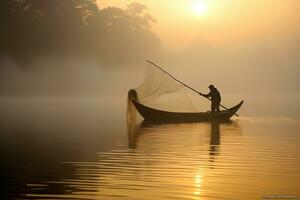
<box><xmin>146</xmin><ymin>60</ymin><xmax>239</xmax><ymax>117</ymax></box>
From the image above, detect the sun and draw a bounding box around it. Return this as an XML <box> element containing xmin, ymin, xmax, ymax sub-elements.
<box><xmin>192</xmin><ymin>1</ymin><xmax>208</xmax><ymax>16</ymax></box>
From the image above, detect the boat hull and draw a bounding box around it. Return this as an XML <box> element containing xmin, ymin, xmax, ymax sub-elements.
<box><xmin>131</xmin><ymin>99</ymin><xmax>243</xmax><ymax>123</ymax></box>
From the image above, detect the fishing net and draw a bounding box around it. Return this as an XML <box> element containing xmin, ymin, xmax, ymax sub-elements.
<box><xmin>133</xmin><ymin>61</ymin><xmax>209</xmax><ymax>112</ymax></box>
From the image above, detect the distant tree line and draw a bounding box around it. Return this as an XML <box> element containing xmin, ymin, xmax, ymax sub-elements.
<box><xmin>0</xmin><ymin>0</ymin><xmax>162</xmax><ymax>66</ymax></box>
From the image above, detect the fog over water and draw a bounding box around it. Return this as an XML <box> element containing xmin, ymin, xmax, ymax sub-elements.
<box><xmin>0</xmin><ymin>52</ymin><xmax>299</xmax><ymax>117</ymax></box>
<box><xmin>1</xmin><ymin>93</ymin><xmax>299</xmax><ymax>199</ymax></box>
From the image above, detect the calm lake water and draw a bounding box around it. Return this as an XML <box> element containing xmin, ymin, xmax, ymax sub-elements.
<box><xmin>0</xmin><ymin>98</ymin><xmax>300</xmax><ymax>200</ymax></box>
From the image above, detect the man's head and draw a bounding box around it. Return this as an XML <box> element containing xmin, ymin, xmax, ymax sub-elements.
<box><xmin>209</xmin><ymin>84</ymin><xmax>215</xmax><ymax>90</ymax></box>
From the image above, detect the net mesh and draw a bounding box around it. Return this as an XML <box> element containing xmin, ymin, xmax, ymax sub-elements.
<box><xmin>134</xmin><ymin>62</ymin><xmax>209</xmax><ymax>112</ymax></box>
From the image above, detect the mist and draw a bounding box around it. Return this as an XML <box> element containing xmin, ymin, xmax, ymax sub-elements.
<box><xmin>0</xmin><ymin>0</ymin><xmax>299</xmax><ymax>117</ymax></box>
<box><xmin>0</xmin><ymin>57</ymin><xmax>143</xmax><ymax>98</ymax></box>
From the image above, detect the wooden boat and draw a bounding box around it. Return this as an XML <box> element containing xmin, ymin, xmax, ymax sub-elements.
<box><xmin>131</xmin><ymin>99</ymin><xmax>243</xmax><ymax>123</ymax></box>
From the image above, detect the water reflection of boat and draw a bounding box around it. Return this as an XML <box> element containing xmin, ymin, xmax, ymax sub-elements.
<box><xmin>128</xmin><ymin>121</ymin><xmax>224</xmax><ymax>151</ymax></box>
<box><xmin>131</xmin><ymin>99</ymin><xmax>243</xmax><ymax>123</ymax></box>
<box><xmin>210</xmin><ymin>121</ymin><xmax>221</xmax><ymax>156</ymax></box>
<box><xmin>209</xmin><ymin>121</ymin><xmax>221</xmax><ymax>167</ymax></box>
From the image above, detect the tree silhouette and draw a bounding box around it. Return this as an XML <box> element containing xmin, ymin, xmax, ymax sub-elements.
<box><xmin>0</xmin><ymin>0</ymin><xmax>161</xmax><ymax>66</ymax></box>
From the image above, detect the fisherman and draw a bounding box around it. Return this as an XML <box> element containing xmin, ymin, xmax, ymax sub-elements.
<box><xmin>199</xmin><ymin>85</ymin><xmax>221</xmax><ymax>112</ymax></box>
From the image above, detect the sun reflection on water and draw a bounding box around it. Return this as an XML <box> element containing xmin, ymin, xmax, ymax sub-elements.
<box><xmin>194</xmin><ymin>174</ymin><xmax>202</xmax><ymax>199</ymax></box>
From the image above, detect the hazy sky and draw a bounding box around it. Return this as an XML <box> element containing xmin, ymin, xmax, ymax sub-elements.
<box><xmin>0</xmin><ymin>0</ymin><xmax>299</xmax><ymax>116</ymax></box>
<box><xmin>98</xmin><ymin>0</ymin><xmax>300</xmax><ymax>49</ymax></box>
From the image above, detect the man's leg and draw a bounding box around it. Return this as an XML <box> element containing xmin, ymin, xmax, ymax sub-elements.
<box><xmin>211</xmin><ymin>102</ymin><xmax>216</xmax><ymax>112</ymax></box>
<box><xmin>216</xmin><ymin>100</ymin><xmax>221</xmax><ymax>112</ymax></box>
<box><xmin>216</xmin><ymin>103</ymin><xmax>220</xmax><ymax>112</ymax></box>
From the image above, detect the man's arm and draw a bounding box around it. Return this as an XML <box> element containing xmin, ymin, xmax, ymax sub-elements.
<box><xmin>199</xmin><ymin>91</ymin><xmax>211</xmax><ymax>98</ymax></box>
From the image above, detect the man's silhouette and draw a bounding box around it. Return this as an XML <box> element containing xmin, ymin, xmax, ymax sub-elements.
<box><xmin>199</xmin><ymin>85</ymin><xmax>221</xmax><ymax>112</ymax></box>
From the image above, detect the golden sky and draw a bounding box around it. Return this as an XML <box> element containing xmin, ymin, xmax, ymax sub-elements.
<box><xmin>98</xmin><ymin>0</ymin><xmax>300</xmax><ymax>49</ymax></box>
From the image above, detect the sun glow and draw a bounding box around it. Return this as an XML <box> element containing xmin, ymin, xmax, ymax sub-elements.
<box><xmin>192</xmin><ymin>1</ymin><xmax>208</xmax><ymax>16</ymax></box>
